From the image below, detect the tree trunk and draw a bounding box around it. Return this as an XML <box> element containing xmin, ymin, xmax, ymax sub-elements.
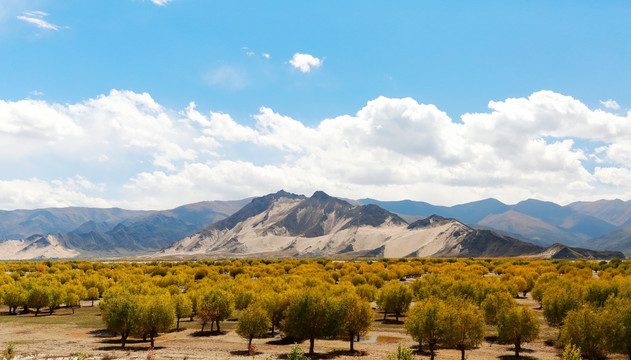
<box><xmin>460</xmin><ymin>347</ymin><xmax>465</xmax><ymax>360</ymax></box>
<box><xmin>395</xmin><ymin>311</ymin><xmax>399</xmax><ymax>322</ymax></box>
<box><xmin>91</xmin><ymin>299</ymin><xmax>95</xmax><ymax>307</ymax></box>
<box><xmin>150</xmin><ymin>332</ymin><xmax>155</xmax><ymax>348</ymax></box>
<box><xmin>216</xmin><ymin>320</ymin><xmax>221</xmax><ymax>332</ymax></box>
<box><xmin>515</xmin><ymin>340</ymin><xmax>521</xmax><ymax>358</ymax></box>
<box><xmin>429</xmin><ymin>339</ymin><xmax>436</xmax><ymax>360</ymax></box>
<box><xmin>35</xmin><ymin>308</ymin><xmax>39</xmax><ymax>317</ymax></box>
<box><xmin>121</xmin><ymin>333</ymin><xmax>128</xmax><ymax>348</ymax></box>
<box><xmin>383</xmin><ymin>311</ymin><xmax>387</xmax><ymax>320</ymax></box>
<box><xmin>248</xmin><ymin>335</ymin><xmax>253</xmax><ymax>350</ymax></box>
<box><xmin>177</xmin><ymin>316</ymin><xmax>180</xmax><ymax>329</ymax></box>
<box><xmin>309</xmin><ymin>337</ymin><xmax>315</xmax><ymax>355</ymax></box>
<box><xmin>71</xmin><ymin>306</ymin><xmax>75</xmax><ymax>314</ymax></box>
<box><xmin>271</xmin><ymin>324</ymin><xmax>275</xmax><ymax>336</ymax></box>
<box><xmin>350</xmin><ymin>333</ymin><xmax>355</xmax><ymax>352</ymax></box>
<box><xmin>201</xmin><ymin>323</ymin><xmax>205</xmax><ymax>333</ymax></box>
<box><xmin>49</xmin><ymin>306</ymin><xmax>54</xmax><ymax>315</ymax></box>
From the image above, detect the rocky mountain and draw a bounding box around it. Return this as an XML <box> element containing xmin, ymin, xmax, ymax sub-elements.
<box><xmin>159</xmin><ymin>191</ymin><xmax>623</xmax><ymax>259</ymax></box>
<box><xmin>569</xmin><ymin>199</ymin><xmax>631</xmax><ymax>227</ymax></box>
<box><xmin>360</xmin><ymin>198</ymin><xmax>618</xmax><ymax>247</ymax></box>
<box><xmin>0</xmin><ymin>199</ymin><xmax>250</xmax><ymax>259</ymax></box>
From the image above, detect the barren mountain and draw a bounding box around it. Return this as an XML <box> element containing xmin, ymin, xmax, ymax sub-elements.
<box><xmin>159</xmin><ymin>191</ymin><xmax>623</xmax><ymax>259</ymax></box>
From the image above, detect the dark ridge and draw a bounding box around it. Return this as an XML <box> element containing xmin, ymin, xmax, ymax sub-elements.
<box><xmin>434</xmin><ymin>229</ymin><xmax>545</xmax><ymax>258</ymax></box>
<box><xmin>342</xmin><ymin>204</ymin><xmax>407</xmax><ymax>230</ymax></box>
<box><xmin>310</xmin><ymin>191</ymin><xmax>332</xmax><ymax>200</ymax></box>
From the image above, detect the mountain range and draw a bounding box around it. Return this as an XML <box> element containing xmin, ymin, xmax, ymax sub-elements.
<box><xmin>0</xmin><ymin>191</ymin><xmax>629</xmax><ymax>260</ymax></box>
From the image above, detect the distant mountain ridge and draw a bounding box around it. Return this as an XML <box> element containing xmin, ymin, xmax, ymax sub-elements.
<box><xmin>360</xmin><ymin>197</ymin><xmax>621</xmax><ymax>247</ymax></box>
<box><xmin>159</xmin><ymin>191</ymin><xmax>622</xmax><ymax>260</ymax></box>
<box><xmin>0</xmin><ymin>199</ymin><xmax>250</xmax><ymax>259</ymax></box>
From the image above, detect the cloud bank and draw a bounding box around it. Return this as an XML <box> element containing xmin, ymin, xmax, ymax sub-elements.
<box><xmin>0</xmin><ymin>90</ymin><xmax>630</xmax><ymax>209</ymax></box>
<box><xmin>289</xmin><ymin>53</ymin><xmax>323</xmax><ymax>73</ymax></box>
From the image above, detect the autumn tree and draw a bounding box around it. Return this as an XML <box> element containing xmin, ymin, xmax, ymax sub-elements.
<box><xmin>236</xmin><ymin>303</ymin><xmax>271</xmax><ymax>351</ymax></box>
<box><xmin>261</xmin><ymin>291</ymin><xmax>291</xmax><ymax>336</ymax></box>
<box><xmin>497</xmin><ymin>306</ymin><xmax>540</xmax><ymax>358</ymax></box>
<box><xmin>405</xmin><ymin>297</ymin><xmax>446</xmax><ymax>360</ymax></box>
<box><xmin>27</xmin><ymin>286</ymin><xmax>50</xmax><ymax>316</ymax></box>
<box><xmin>606</xmin><ymin>297</ymin><xmax>631</xmax><ymax>360</ymax></box>
<box><xmin>377</xmin><ymin>281</ymin><xmax>413</xmax><ymax>321</ymax></box>
<box><xmin>560</xmin><ymin>306</ymin><xmax>613</xmax><ymax>360</ymax></box>
<box><xmin>137</xmin><ymin>295</ymin><xmax>175</xmax><ymax>348</ymax></box>
<box><xmin>198</xmin><ymin>288</ymin><xmax>234</xmax><ymax>332</ymax></box>
<box><xmin>441</xmin><ymin>299</ymin><xmax>485</xmax><ymax>360</ymax></box>
<box><xmin>87</xmin><ymin>287</ymin><xmax>100</xmax><ymax>307</ymax></box>
<box><xmin>173</xmin><ymin>293</ymin><xmax>193</xmax><ymax>330</ymax></box>
<box><xmin>100</xmin><ymin>289</ymin><xmax>141</xmax><ymax>348</ymax></box>
<box><xmin>281</xmin><ymin>291</ymin><xmax>342</xmax><ymax>355</ymax></box>
<box><xmin>338</xmin><ymin>293</ymin><xmax>373</xmax><ymax>352</ymax></box>
<box><xmin>481</xmin><ymin>292</ymin><xmax>517</xmax><ymax>325</ymax></box>
<box><xmin>543</xmin><ymin>285</ymin><xmax>581</xmax><ymax>327</ymax></box>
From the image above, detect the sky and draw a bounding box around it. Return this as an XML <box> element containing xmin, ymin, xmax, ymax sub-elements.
<box><xmin>1</xmin><ymin>1</ymin><xmax>631</xmax><ymax>210</ymax></box>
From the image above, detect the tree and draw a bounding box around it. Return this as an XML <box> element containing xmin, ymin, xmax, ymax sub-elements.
<box><xmin>65</xmin><ymin>292</ymin><xmax>81</xmax><ymax>314</ymax></box>
<box><xmin>377</xmin><ymin>281</ymin><xmax>413</xmax><ymax>322</ymax></box>
<box><xmin>338</xmin><ymin>294</ymin><xmax>373</xmax><ymax>352</ymax></box>
<box><xmin>405</xmin><ymin>297</ymin><xmax>445</xmax><ymax>360</ymax></box>
<box><xmin>173</xmin><ymin>293</ymin><xmax>193</xmax><ymax>330</ymax></box>
<box><xmin>198</xmin><ymin>288</ymin><xmax>234</xmax><ymax>332</ymax></box>
<box><xmin>497</xmin><ymin>306</ymin><xmax>540</xmax><ymax>358</ymax></box>
<box><xmin>560</xmin><ymin>306</ymin><xmax>613</xmax><ymax>360</ymax></box>
<box><xmin>137</xmin><ymin>295</ymin><xmax>175</xmax><ymax>348</ymax></box>
<box><xmin>542</xmin><ymin>285</ymin><xmax>581</xmax><ymax>327</ymax></box>
<box><xmin>3</xmin><ymin>285</ymin><xmax>26</xmax><ymax>314</ymax></box>
<box><xmin>481</xmin><ymin>292</ymin><xmax>517</xmax><ymax>325</ymax></box>
<box><xmin>441</xmin><ymin>300</ymin><xmax>485</xmax><ymax>360</ymax></box>
<box><xmin>100</xmin><ymin>289</ymin><xmax>141</xmax><ymax>348</ymax></box>
<box><xmin>563</xmin><ymin>344</ymin><xmax>582</xmax><ymax>360</ymax></box>
<box><xmin>48</xmin><ymin>286</ymin><xmax>64</xmax><ymax>315</ymax></box>
<box><xmin>87</xmin><ymin>287</ymin><xmax>100</xmax><ymax>307</ymax></box>
<box><xmin>236</xmin><ymin>303</ymin><xmax>271</xmax><ymax>351</ymax></box>
<box><xmin>261</xmin><ymin>291</ymin><xmax>290</xmax><ymax>336</ymax></box>
<box><xmin>607</xmin><ymin>297</ymin><xmax>631</xmax><ymax>360</ymax></box>
<box><xmin>281</xmin><ymin>291</ymin><xmax>341</xmax><ymax>355</ymax></box>
<box><xmin>27</xmin><ymin>286</ymin><xmax>50</xmax><ymax>316</ymax></box>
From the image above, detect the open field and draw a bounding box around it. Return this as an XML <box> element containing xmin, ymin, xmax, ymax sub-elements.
<box><xmin>0</xmin><ymin>298</ymin><xmax>574</xmax><ymax>360</ymax></box>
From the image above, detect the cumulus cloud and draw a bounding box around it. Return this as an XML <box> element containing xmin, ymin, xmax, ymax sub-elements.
<box><xmin>4</xmin><ymin>89</ymin><xmax>631</xmax><ymax>209</ymax></box>
<box><xmin>601</xmin><ymin>99</ymin><xmax>621</xmax><ymax>110</ymax></box>
<box><xmin>289</xmin><ymin>53</ymin><xmax>323</xmax><ymax>73</ymax></box>
<box><xmin>17</xmin><ymin>11</ymin><xmax>67</xmax><ymax>31</ymax></box>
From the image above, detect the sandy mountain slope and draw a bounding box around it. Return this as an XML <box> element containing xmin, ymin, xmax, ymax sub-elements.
<box><xmin>159</xmin><ymin>191</ymin><xmax>616</xmax><ymax>259</ymax></box>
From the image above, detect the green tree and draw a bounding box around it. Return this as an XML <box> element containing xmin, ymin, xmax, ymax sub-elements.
<box><xmin>3</xmin><ymin>285</ymin><xmax>26</xmax><ymax>314</ymax></box>
<box><xmin>497</xmin><ymin>306</ymin><xmax>540</xmax><ymax>358</ymax></box>
<box><xmin>100</xmin><ymin>289</ymin><xmax>141</xmax><ymax>348</ymax></box>
<box><xmin>261</xmin><ymin>291</ymin><xmax>290</xmax><ymax>336</ymax></box>
<box><xmin>543</xmin><ymin>285</ymin><xmax>581</xmax><ymax>327</ymax></box>
<box><xmin>377</xmin><ymin>281</ymin><xmax>412</xmax><ymax>321</ymax></box>
<box><xmin>281</xmin><ymin>291</ymin><xmax>341</xmax><ymax>355</ymax></box>
<box><xmin>48</xmin><ymin>286</ymin><xmax>64</xmax><ymax>315</ymax></box>
<box><xmin>236</xmin><ymin>303</ymin><xmax>271</xmax><ymax>351</ymax></box>
<box><xmin>338</xmin><ymin>293</ymin><xmax>373</xmax><ymax>352</ymax></box>
<box><xmin>441</xmin><ymin>300</ymin><xmax>485</xmax><ymax>360</ymax></box>
<box><xmin>405</xmin><ymin>297</ymin><xmax>445</xmax><ymax>360</ymax></box>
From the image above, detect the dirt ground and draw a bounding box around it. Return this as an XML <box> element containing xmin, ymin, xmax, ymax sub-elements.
<box><xmin>0</xmin><ymin>298</ymin><xmax>625</xmax><ymax>360</ymax></box>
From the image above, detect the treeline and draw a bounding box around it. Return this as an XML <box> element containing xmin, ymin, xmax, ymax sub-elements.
<box><xmin>0</xmin><ymin>258</ymin><xmax>630</xmax><ymax>359</ymax></box>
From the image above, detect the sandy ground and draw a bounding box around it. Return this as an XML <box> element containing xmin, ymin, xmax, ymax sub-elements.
<box><xmin>0</xmin><ymin>298</ymin><xmax>626</xmax><ymax>360</ymax></box>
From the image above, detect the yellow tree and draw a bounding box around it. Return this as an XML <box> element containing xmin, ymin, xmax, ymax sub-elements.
<box><xmin>497</xmin><ymin>306</ymin><xmax>539</xmax><ymax>358</ymax></box>
<box><xmin>405</xmin><ymin>297</ymin><xmax>446</xmax><ymax>360</ymax></box>
<box><xmin>236</xmin><ymin>303</ymin><xmax>271</xmax><ymax>351</ymax></box>
<box><xmin>338</xmin><ymin>293</ymin><xmax>373</xmax><ymax>352</ymax></box>
<box><xmin>441</xmin><ymin>299</ymin><xmax>485</xmax><ymax>360</ymax></box>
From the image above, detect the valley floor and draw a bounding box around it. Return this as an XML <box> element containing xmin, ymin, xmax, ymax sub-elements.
<box><xmin>1</xmin><ymin>297</ymin><xmax>622</xmax><ymax>360</ymax></box>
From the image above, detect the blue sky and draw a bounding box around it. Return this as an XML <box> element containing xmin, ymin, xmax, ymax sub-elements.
<box><xmin>1</xmin><ymin>1</ymin><xmax>631</xmax><ymax>209</ymax></box>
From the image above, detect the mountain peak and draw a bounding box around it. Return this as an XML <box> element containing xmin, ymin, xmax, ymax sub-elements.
<box><xmin>311</xmin><ymin>191</ymin><xmax>332</xmax><ymax>200</ymax></box>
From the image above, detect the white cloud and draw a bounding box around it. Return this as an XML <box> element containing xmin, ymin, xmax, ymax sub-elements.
<box><xmin>262</xmin><ymin>53</ymin><xmax>271</xmax><ymax>59</ymax></box>
<box><xmin>150</xmin><ymin>0</ymin><xmax>173</xmax><ymax>6</ymax></box>
<box><xmin>289</xmin><ymin>53</ymin><xmax>323</xmax><ymax>73</ymax></box>
<box><xmin>17</xmin><ymin>11</ymin><xmax>66</xmax><ymax>31</ymax></box>
<box><xmin>601</xmin><ymin>99</ymin><xmax>620</xmax><ymax>110</ymax></box>
<box><xmin>4</xmin><ymin>89</ymin><xmax>631</xmax><ymax>209</ymax></box>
